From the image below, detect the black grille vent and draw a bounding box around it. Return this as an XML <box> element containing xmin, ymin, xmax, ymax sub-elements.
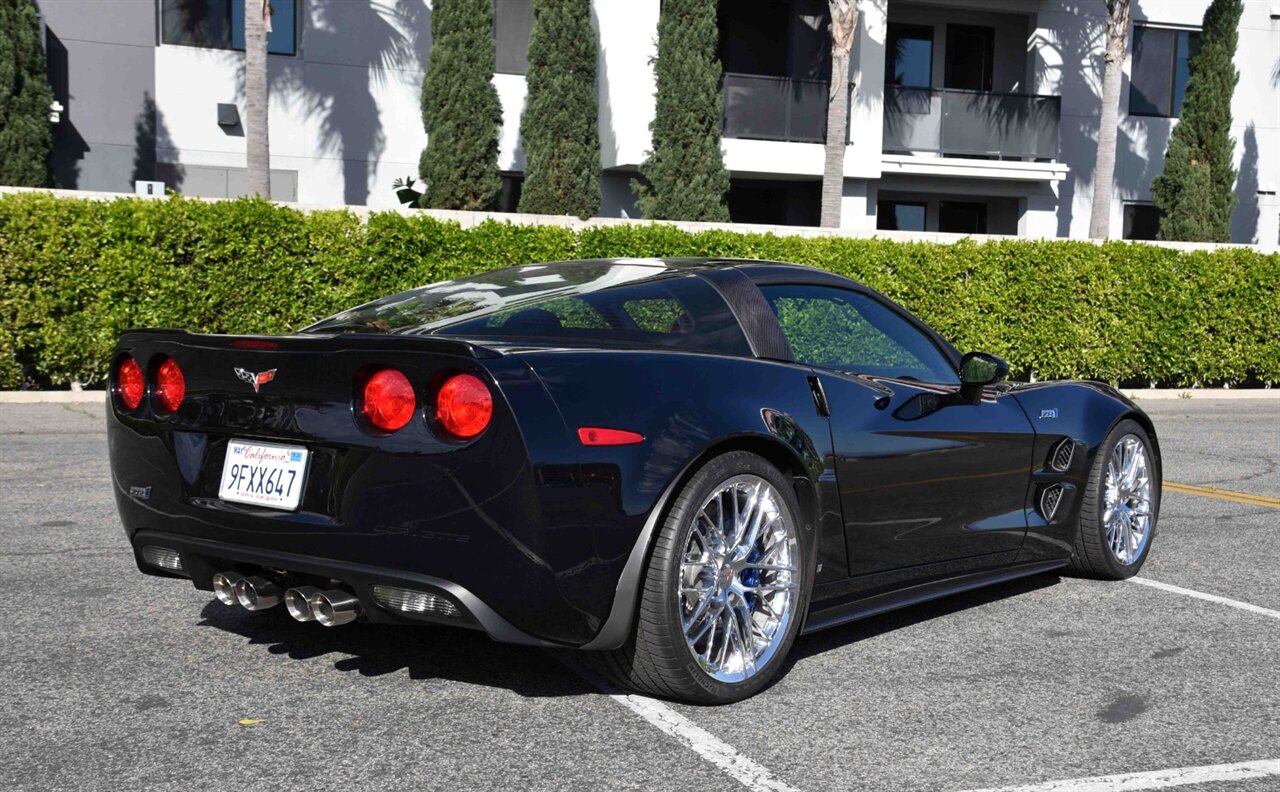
<box><xmin>1050</xmin><ymin>439</ymin><xmax>1075</xmax><ymax>472</ymax></box>
<box><xmin>1040</xmin><ymin>484</ymin><xmax>1064</xmax><ymax>520</ymax></box>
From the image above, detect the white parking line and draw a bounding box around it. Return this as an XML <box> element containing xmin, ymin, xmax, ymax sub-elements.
<box><xmin>955</xmin><ymin>758</ymin><xmax>1280</xmax><ymax>792</ymax></box>
<box><xmin>1128</xmin><ymin>576</ymin><xmax>1280</xmax><ymax>620</ymax></box>
<box><xmin>562</xmin><ymin>660</ymin><xmax>800</xmax><ymax>792</ymax></box>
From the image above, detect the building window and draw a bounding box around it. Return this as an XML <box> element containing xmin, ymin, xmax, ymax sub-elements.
<box><xmin>1123</xmin><ymin>203</ymin><xmax>1160</xmax><ymax>240</ymax></box>
<box><xmin>939</xmin><ymin>201</ymin><xmax>988</xmax><ymax>234</ymax></box>
<box><xmin>886</xmin><ymin>23</ymin><xmax>933</xmax><ymax>87</ymax></box>
<box><xmin>876</xmin><ymin>200</ymin><xmax>927</xmax><ymax>231</ymax></box>
<box><xmin>161</xmin><ymin>0</ymin><xmax>297</xmax><ymax>56</ymax></box>
<box><xmin>944</xmin><ymin>25</ymin><xmax>994</xmax><ymax>92</ymax></box>
<box><xmin>495</xmin><ymin>0</ymin><xmax>533</xmax><ymax>75</ymax></box>
<box><xmin>727</xmin><ymin>179</ymin><xmax>820</xmax><ymax>226</ymax></box>
<box><xmin>1129</xmin><ymin>25</ymin><xmax>1199</xmax><ymax>118</ymax></box>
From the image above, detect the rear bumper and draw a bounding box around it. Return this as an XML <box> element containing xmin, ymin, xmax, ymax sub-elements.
<box><xmin>131</xmin><ymin>529</ymin><xmax>563</xmax><ymax>647</ymax></box>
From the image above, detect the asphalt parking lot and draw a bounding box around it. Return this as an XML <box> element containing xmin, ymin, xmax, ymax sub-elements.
<box><xmin>2</xmin><ymin>399</ymin><xmax>1278</xmax><ymax>792</ymax></box>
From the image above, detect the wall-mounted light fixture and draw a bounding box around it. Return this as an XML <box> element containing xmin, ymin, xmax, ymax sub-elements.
<box><xmin>217</xmin><ymin>103</ymin><xmax>241</xmax><ymax>127</ymax></box>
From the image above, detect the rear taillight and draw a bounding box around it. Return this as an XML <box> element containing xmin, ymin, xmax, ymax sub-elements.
<box><xmin>154</xmin><ymin>356</ymin><xmax>186</xmax><ymax>413</ymax></box>
<box><xmin>114</xmin><ymin>355</ymin><xmax>144</xmax><ymax>411</ymax></box>
<box><xmin>435</xmin><ymin>373</ymin><xmax>492</xmax><ymax>439</ymax></box>
<box><xmin>361</xmin><ymin>369</ymin><xmax>416</xmax><ymax>432</ymax></box>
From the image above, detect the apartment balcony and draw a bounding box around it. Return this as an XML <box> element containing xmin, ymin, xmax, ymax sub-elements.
<box><xmin>721</xmin><ymin>73</ymin><xmax>829</xmax><ymax>144</ymax></box>
<box><xmin>881</xmin><ymin>86</ymin><xmax>1067</xmax><ymax>182</ymax></box>
<box><xmin>884</xmin><ymin>86</ymin><xmax>1060</xmax><ymax>159</ymax></box>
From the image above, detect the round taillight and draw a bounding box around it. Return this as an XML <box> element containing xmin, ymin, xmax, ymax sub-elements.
<box><xmin>154</xmin><ymin>356</ymin><xmax>186</xmax><ymax>413</ymax></box>
<box><xmin>435</xmin><ymin>373</ymin><xmax>492</xmax><ymax>439</ymax></box>
<box><xmin>362</xmin><ymin>369</ymin><xmax>416</xmax><ymax>432</ymax></box>
<box><xmin>115</xmin><ymin>355</ymin><xmax>144</xmax><ymax>411</ymax></box>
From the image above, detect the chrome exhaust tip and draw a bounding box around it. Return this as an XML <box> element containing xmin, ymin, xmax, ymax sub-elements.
<box><xmin>212</xmin><ymin>571</ymin><xmax>243</xmax><ymax>606</ymax></box>
<box><xmin>284</xmin><ymin>586</ymin><xmax>323</xmax><ymax>622</ymax></box>
<box><xmin>309</xmin><ymin>589</ymin><xmax>362</xmax><ymax>627</ymax></box>
<box><xmin>233</xmin><ymin>576</ymin><xmax>282</xmax><ymax>611</ymax></box>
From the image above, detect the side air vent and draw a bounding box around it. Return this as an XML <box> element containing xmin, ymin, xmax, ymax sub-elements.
<box><xmin>1049</xmin><ymin>438</ymin><xmax>1075</xmax><ymax>472</ymax></box>
<box><xmin>1040</xmin><ymin>484</ymin><xmax>1064</xmax><ymax>520</ymax></box>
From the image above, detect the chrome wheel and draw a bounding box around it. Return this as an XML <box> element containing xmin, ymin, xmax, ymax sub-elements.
<box><xmin>1103</xmin><ymin>435</ymin><xmax>1154</xmax><ymax>565</ymax></box>
<box><xmin>679</xmin><ymin>474</ymin><xmax>799</xmax><ymax>684</ymax></box>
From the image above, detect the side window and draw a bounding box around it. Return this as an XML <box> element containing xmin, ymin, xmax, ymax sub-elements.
<box><xmin>759</xmin><ymin>285</ymin><xmax>958</xmax><ymax>384</ymax></box>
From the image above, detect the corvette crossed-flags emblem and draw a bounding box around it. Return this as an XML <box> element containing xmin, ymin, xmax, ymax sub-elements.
<box><xmin>234</xmin><ymin>367</ymin><xmax>277</xmax><ymax>393</ymax></box>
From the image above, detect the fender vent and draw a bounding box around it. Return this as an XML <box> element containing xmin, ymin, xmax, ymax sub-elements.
<box><xmin>1040</xmin><ymin>484</ymin><xmax>1064</xmax><ymax>520</ymax></box>
<box><xmin>1049</xmin><ymin>439</ymin><xmax>1075</xmax><ymax>472</ymax></box>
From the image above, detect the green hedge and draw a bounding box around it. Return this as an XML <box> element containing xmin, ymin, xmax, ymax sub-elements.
<box><xmin>1</xmin><ymin>192</ymin><xmax>1277</xmax><ymax>389</ymax></box>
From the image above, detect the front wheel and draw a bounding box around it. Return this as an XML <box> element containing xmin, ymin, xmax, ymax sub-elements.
<box><xmin>1069</xmin><ymin>419</ymin><xmax>1160</xmax><ymax>579</ymax></box>
<box><xmin>599</xmin><ymin>451</ymin><xmax>809</xmax><ymax>704</ymax></box>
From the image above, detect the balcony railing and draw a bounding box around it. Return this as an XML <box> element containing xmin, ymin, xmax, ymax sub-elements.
<box><xmin>883</xmin><ymin>86</ymin><xmax>1060</xmax><ymax>161</ymax></box>
<box><xmin>722</xmin><ymin>73</ymin><xmax>829</xmax><ymax>144</ymax></box>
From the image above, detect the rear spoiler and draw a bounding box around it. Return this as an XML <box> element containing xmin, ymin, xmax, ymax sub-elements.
<box><xmin>118</xmin><ymin>329</ymin><xmax>504</xmax><ymax>359</ymax></box>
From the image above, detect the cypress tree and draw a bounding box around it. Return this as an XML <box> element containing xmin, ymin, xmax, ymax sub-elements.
<box><xmin>634</xmin><ymin>0</ymin><xmax>729</xmax><ymax>221</ymax></box>
<box><xmin>517</xmin><ymin>0</ymin><xmax>600</xmax><ymax>219</ymax></box>
<box><xmin>1149</xmin><ymin>0</ymin><xmax>1242</xmax><ymax>242</ymax></box>
<box><xmin>0</xmin><ymin>0</ymin><xmax>55</xmax><ymax>187</ymax></box>
<box><xmin>419</xmin><ymin>0</ymin><xmax>502</xmax><ymax>210</ymax></box>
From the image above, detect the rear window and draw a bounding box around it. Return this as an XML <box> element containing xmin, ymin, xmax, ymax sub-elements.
<box><xmin>440</xmin><ymin>277</ymin><xmax>750</xmax><ymax>355</ymax></box>
<box><xmin>306</xmin><ymin>261</ymin><xmax>751</xmax><ymax>356</ymax></box>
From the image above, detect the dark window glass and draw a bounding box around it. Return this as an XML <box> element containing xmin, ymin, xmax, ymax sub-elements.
<box><xmin>727</xmin><ymin>179</ymin><xmax>820</xmax><ymax>226</ymax></box>
<box><xmin>760</xmin><ymin>285</ymin><xmax>958</xmax><ymax>384</ymax></box>
<box><xmin>498</xmin><ymin>173</ymin><xmax>523</xmax><ymax>212</ymax></box>
<box><xmin>1123</xmin><ymin>203</ymin><xmax>1160</xmax><ymax>240</ymax></box>
<box><xmin>163</xmin><ymin>0</ymin><xmax>296</xmax><ymax>55</ymax></box>
<box><xmin>939</xmin><ymin>201</ymin><xmax>988</xmax><ymax>234</ymax></box>
<box><xmin>309</xmin><ymin>264</ymin><xmax>753</xmax><ymax>356</ymax></box>
<box><xmin>876</xmin><ymin>200</ymin><xmax>927</xmax><ymax>231</ymax></box>
<box><xmin>495</xmin><ymin>0</ymin><xmax>534</xmax><ymax>75</ymax></box>
<box><xmin>886</xmin><ymin>23</ymin><xmax>933</xmax><ymax>87</ymax></box>
<box><xmin>944</xmin><ymin>25</ymin><xmax>994</xmax><ymax>91</ymax></box>
<box><xmin>1130</xmin><ymin>25</ymin><xmax>1199</xmax><ymax>117</ymax></box>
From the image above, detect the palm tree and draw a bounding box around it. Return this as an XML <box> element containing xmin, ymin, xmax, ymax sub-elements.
<box><xmin>244</xmin><ymin>0</ymin><xmax>271</xmax><ymax>198</ymax></box>
<box><xmin>1088</xmin><ymin>0</ymin><xmax>1130</xmax><ymax>238</ymax></box>
<box><xmin>820</xmin><ymin>0</ymin><xmax>857</xmax><ymax>228</ymax></box>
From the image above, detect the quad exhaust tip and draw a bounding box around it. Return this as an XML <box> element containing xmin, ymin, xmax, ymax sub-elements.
<box><xmin>285</xmin><ymin>586</ymin><xmax>323</xmax><ymax>622</ymax></box>
<box><xmin>308</xmin><ymin>589</ymin><xmax>362</xmax><ymax>627</ymax></box>
<box><xmin>214</xmin><ymin>572</ymin><xmax>360</xmax><ymax>627</ymax></box>
<box><xmin>234</xmin><ymin>576</ymin><xmax>282</xmax><ymax>611</ymax></box>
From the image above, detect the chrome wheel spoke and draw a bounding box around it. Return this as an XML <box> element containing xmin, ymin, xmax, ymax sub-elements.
<box><xmin>680</xmin><ymin>474</ymin><xmax>798</xmax><ymax>683</ymax></box>
<box><xmin>1102</xmin><ymin>435</ymin><xmax>1155</xmax><ymax>567</ymax></box>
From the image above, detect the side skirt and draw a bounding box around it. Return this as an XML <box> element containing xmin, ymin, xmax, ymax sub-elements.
<box><xmin>800</xmin><ymin>560</ymin><xmax>1067</xmax><ymax>635</ymax></box>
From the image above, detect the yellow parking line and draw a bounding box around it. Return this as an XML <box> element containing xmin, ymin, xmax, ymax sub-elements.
<box><xmin>1165</xmin><ymin>481</ymin><xmax>1280</xmax><ymax>509</ymax></box>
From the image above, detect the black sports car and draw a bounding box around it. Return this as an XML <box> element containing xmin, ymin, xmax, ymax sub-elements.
<box><xmin>108</xmin><ymin>258</ymin><xmax>1161</xmax><ymax>703</ymax></box>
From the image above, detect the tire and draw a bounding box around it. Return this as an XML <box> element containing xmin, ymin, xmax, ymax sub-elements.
<box><xmin>1068</xmin><ymin>419</ymin><xmax>1160</xmax><ymax>579</ymax></box>
<box><xmin>596</xmin><ymin>451</ymin><xmax>810</xmax><ymax>704</ymax></box>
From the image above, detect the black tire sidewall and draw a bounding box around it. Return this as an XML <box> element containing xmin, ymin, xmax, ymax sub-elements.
<box><xmin>655</xmin><ymin>452</ymin><xmax>810</xmax><ymax>703</ymax></box>
<box><xmin>1084</xmin><ymin>419</ymin><xmax>1160</xmax><ymax>579</ymax></box>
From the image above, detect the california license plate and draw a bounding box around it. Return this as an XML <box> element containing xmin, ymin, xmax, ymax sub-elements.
<box><xmin>218</xmin><ymin>439</ymin><xmax>309</xmax><ymax>511</ymax></box>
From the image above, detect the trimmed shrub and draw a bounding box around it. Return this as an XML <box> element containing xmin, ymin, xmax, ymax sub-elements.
<box><xmin>0</xmin><ymin>0</ymin><xmax>56</xmax><ymax>187</ymax></box>
<box><xmin>517</xmin><ymin>0</ymin><xmax>600</xmax><ymax>219</ymax></box>
<box><xmin>634</xmin><ymin>0</ymin><xmax>730</xmax><ymax>221</ymax></box>
<box><xmin>418</xmin><ymin>0</ymin><xmax>503</xmax><ymax>211</ymax></box>
<box><xmin>0</xmin><ymin>192</ymin><xmax>1277</xmax><ymax>389</ymax></box>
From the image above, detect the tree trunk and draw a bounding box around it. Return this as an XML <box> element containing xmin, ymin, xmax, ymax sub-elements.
<box><xmin>244</xmin><ymin>0</ymin><xmax>271</xmax><ymax>198</ymax></box>
<box><xmin>820</xmin><ymin>1</ymin><xmax>857</xmax><ymax>228</ymax></box>
<box><xmin>1088</xmin><ymin>0</ymin><xmax>1129</xmax><ymax>239</ymax></box>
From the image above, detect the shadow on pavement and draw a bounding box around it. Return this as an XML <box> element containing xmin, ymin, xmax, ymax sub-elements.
<box><xmin>197</xmin><ymin>599</ymin><xmax>597</xmax><ymax>699</ymax></box>
<box><xmin>788</xmin><ymin>572</ymin><xmax>1063</xmax><ymax>664</ymax></box>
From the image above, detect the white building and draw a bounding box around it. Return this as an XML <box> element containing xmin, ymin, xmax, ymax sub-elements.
<box><xmin>36</xmin><ymin>0</ymin><xmax>1280</xmax><ymax>243</ymax></box>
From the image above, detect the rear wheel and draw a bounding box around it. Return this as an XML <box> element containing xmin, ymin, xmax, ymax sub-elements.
<box><xmin>1069</xmin><ymin>419</ymin><xmax>1160</xmax><ymax>579</ymax></box>
<box><xmin>599</xmin><ymin>451</ymin><xmax>808</xmax><ymax>703</ymax></box>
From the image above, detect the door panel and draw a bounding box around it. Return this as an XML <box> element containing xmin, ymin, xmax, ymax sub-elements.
<box><xmin>819</xmin><ymin>374</ymin><xmax>1035</xmax><ymax>575</ymax></box>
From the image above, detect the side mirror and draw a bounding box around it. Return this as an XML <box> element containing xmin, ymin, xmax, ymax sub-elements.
<box><xmin>959</xmin><ymin>352</ymin><xmax>1009</xmax><ymax>402</ymax></box>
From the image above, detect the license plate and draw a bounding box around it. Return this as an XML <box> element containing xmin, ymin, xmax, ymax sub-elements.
<box><xmin>218</xmin><ymin>439</ymin><xmax>309</xmax><ymax>511</ymax></box>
